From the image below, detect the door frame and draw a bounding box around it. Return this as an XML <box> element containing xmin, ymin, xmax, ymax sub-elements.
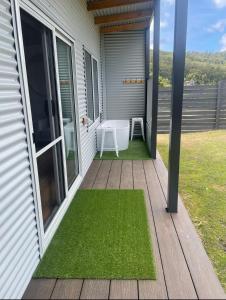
<box><xmin>54</xmin><ymin>31</ymin><xmax>81</xmax><ymax>189</ymax></box>
<box><xmin>13</xmin><ymin>0</ymin><xmax>83</xmax><ymax>255</ymax></box>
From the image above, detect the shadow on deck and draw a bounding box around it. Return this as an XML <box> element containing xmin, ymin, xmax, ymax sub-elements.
<box><xmin>23</xmin><ymin>155</ymin><xmax>226</xmax><ymax>300</ymax></box>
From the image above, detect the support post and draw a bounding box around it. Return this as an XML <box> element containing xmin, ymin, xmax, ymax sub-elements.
<box><xmin>144</xmin><ymin>26</ymin><xmax>150</xmax><ymax>131</ymax></box>
<box><xmin>150</xmin><ymin>0</ymin><xmax>160</xmax><ymax>159</ymax></box>
<box><xmin>167</xmin><ymin>0</ymin><xmax>188</xmax><ymax>213</ymax></box>
<box><xmin>216</xmin><ymin>80</ymin><xmax>225</xmax><ymax>129</ymax></box>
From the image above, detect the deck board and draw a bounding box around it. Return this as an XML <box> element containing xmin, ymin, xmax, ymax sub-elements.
<box><xmin>144</xmin><ymin>160</ymin><xmax>197</xmax><ymax>299</ymax></box>
<box><xmin>51</xmin><ymin>279</ymin><xmax>83</xmax><ymax>299</ymax></box>
<box><xmin>23</xmin><ymin>279</ymin><xmax>56</xmax><ymax>299</ymax></box>
<box><xmin>92</xmin><ymin>160</ymin><xmax>112</xmax><ymax>189</ymax></box>
<box><xmin>132</xmin><ymin>160</ymin><xmax>167</xmax><ymax>299</ymax></box>
<box><xmin>109</xmin><ymin>280</ymin><xmax>138</xmax><ymax>300</ymax></box>
<box><xmin>107</xmin><ymin>160</ymin><xmax>122</xmax><ymax>189</ymax></box>
<box><xmin>80</xmin><ymin>160</ymin><xmax>102</xmax><ymax>189</ymax></box>
<box><xmin>23</xmin><ymin>158</ymin><xmax>225</xmax><ymax>300</ymax></box>
<box><xmin>80</xmin><ymin>280</ymin><xmax>110</xmax><ymax>299</ymax></box>
<box><xmin>154</xmin><ymin>153</ymin><xmax>226</xmax><ymax>299</ymax></box>
<box><xmin>120</xmin><ymin>160</ymin><xmax>133</xmax><ymax>188</ymax></box>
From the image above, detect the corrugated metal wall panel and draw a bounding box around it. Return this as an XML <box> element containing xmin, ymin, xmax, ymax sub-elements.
<box><xmin>0</xmin><ymin>0</ymin><xmax>40</xmax><ymax>299</ymax></box>
<box><xmin>76</xmin><ymin>42</ymin><xmax>97</xmax><ymax>174</ymax></box>
<box><xmin>102</xmin><ymin>31</ymin><xmax>145</xmax><ymax>124</ymax></box>
<box><xmin>1</xmin><ymin>0</ymin><xmax>101</xmax><ymax>297</ymax></box>
<box><xmin>31</xmin><ymin>0</ymin><xmax>102</xmax><ymax>175</ymax></box>
<box><xmin>32</xmin><ymin>0</ymin><xmax>99</xmax><ymax>54</ymax></box>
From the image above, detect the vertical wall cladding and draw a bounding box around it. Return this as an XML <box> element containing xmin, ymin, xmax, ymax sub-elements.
<box><xmin>30</xmin><ymin>0</ymin><xmax>102</xmax><ymax>174</ymax></box>
<box><xmin>102</xmin><ymin>31</ymin><xmax>145</xmax><ymax>121</ymax></box>
<box><xmin>77</xmin><ymin>42</ymin><xmax>98</xmax><ymax>174</ymax></box>
<box><xmin>0</xmin><ymin>0</ymin><xmax>40</xmax><ymax>299</ymax></box>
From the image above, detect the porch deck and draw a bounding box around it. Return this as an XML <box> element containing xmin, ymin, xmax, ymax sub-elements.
<box><xmin>23</xmin><ymin>156</ymin><xmax>225</xmax><ymax>300</ymax></box>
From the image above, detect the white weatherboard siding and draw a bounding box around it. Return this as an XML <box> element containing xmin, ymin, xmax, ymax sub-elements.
<box><xmin>0</xmin><ymin>0</ymin><xmax>40</xmax><ymax>299</ymax></box>
<box><xmin>102</xmin><ymin>31</ymin><xmax>145</xmax><ymax>121</ymax></box>
<box><xmin>0</xmin><ymin>0</ymin><xmax>101</xmax><ymax>298</ymax></box>
<box><xmin>29</xmin><ymin>0</ymin><xmax>102</xmax><ymax>175</ymax></box>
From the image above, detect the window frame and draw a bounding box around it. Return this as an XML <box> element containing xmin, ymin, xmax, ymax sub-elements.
<box><xmin>54</xmin><ymin>34</ymin><xmax>80</xmax><ymax>188</ymax></box>
<box><xmin>92</xmin><ymin>57</ymin><xmax>100</xmax><ymax>121</ymax></box>
<box><xmin>84</xmin><ymin>48</ymin><xmax>100</xmax><ymax>127</ymax></box>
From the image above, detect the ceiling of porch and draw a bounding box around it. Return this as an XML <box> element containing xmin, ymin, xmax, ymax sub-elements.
<box><xmin>87</xmin><ymin>0</ymin><xmax>153</xmax><ymax>33</ymax></box>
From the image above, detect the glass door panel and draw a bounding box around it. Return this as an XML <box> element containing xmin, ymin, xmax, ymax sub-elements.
<box><xmin>21</xmin><ymin>10</ymin><xmax>60</xmax><ymax>153</ymax></box>
<box><xmin>37</xmin><ymin>143</ymin><xmax>65</xmax><ymax>228</ymax></box>
<box><xmin>21</xmin><ymin>9</ymin><xmax>65</xmax><ymax>230</ymax></box>
<box><xmin>56</xmin><ymin>37</ymin><xmax>79</xmax><ymax>187</ymax></box>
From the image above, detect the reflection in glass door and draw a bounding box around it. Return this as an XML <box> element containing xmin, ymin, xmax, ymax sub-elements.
<box><xmin>21</xmin><ymin>10</ymin><xmax>65</xmax><ymax>230</ymax></box>
<box><xmin>56</xmin><ymin>37</ymin><xmax>79</xmax><ymax>187</ymax></box>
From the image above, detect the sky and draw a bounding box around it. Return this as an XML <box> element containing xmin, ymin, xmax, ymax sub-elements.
<box><xmin>150</xmin><ymin>0</ymin><xmax>226</xmax><ymax>52</ymax></box>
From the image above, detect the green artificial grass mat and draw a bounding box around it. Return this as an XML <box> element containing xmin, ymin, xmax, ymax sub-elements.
<box><xmin>95</xmin><ymin>139</ymin><xmax>150</xmax><ymax>160</ymax></box>
<box><xmin>35</xmin><ymin>189</ymin><xmax>156</xmax><ymax>279</ymax></box>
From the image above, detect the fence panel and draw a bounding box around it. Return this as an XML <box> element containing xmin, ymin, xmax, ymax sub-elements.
<box><xmin>157</xmin><ymin>81</ymin><xmax>226</xmax><ymax>132</ymax></box>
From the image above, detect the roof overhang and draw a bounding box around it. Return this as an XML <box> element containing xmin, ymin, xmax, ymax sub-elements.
<box><xmin>87</xmin><ymin>0</ymin><xmax>153</xmax><ymax>33</ymax></box>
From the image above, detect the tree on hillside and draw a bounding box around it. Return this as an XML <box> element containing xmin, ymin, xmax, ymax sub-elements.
<box><xmin>150</xmin><ymin>50</ymin><xmax>226</xmax><ymax>87</ymax></box>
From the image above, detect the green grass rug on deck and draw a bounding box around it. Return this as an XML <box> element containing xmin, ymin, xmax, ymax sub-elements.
<box><xmin>35</xmin><ymin>190</ymin><xmax>156</xmax><ymax>279</ymax></box>
<box><xmin>95</xmin><ymin>139</ymin><xmax>150</xmax><ymax>160</ymax></box>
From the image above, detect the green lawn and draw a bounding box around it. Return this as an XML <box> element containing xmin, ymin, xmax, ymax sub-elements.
<box><xmin>157</xmin><ymin>130</ymin><xmax>226</xmax><ymax>291</ymax></box>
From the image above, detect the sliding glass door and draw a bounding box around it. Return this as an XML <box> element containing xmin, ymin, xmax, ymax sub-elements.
<box><xmin>56</xmin><ymin>37</ymin><xmax>79</xmax><ymax>188</ymax></box>
<box><xmin>20</xmin><ymin>9</ymin><xmax>79</xmax><ymax>230</ymax></box>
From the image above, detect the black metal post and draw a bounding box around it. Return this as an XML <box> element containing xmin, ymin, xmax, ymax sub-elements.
<box><xmin>150</xmin><ymin>0</ymin><xmax>160</xmax><ymax>159</ymax></box>
<box><xmin>167</xmin><ymin>0</ymin><xmax>188</xmax><ymax>213</ymax></box>
<box><xmin>145</xmin><ymin>27</ymin><xmax>151</xmax><ymax>81</ymax></box>
<box><xmin>144</xmin><ymin>26</ymin><xmax>150</xmax><ymax>132</ymax></box>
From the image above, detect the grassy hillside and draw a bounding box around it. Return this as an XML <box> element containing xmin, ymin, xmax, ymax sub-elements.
<box><xmin>150</xmin><ymin>51</ymin><xmax>226</xmax><ymax>86</ymax></box>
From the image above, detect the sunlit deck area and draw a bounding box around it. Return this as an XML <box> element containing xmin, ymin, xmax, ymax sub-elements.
<box><xmin>23</xmin><ymin>156</ymin><xmax>225</xmax><ymax>300</ymax></box>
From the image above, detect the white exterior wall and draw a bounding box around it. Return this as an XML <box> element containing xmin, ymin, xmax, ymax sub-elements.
<box><xmin>102</xmin><ymin>31</ymin><xmax>145</xmax><ymax>122</ymax></box>
<box><xmin>29</xmin><ymin>0</ymin><xmax>101</xmax><ymax>175</ymax></box>
<box><xmin>0</xmin><ymin>0</ymin><xmax>40</xmax><ymax>299</ymax></box>
<box><xmin>0</xmin><ymin>0</ymin><xmax>101</xmax><ymax>298</ymax></box>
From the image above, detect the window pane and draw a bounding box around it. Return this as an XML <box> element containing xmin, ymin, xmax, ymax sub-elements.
<box><xmin>56</xmin><ymin>37</ymin><xmax>79</xmax><ymax>187</ymax></box>
<box><xmin>92</xmin><ymin>59</ymin><xmax>100</xmax><ymax>120</ymax></box>
<box><xmin>37</xmin><ymin>142</ymin><xmax>65</xmax><ymax>230</ymax></box>
<box><xmin>21</xmin><ymin>10</ymin><xmax>61</xmax><ymax>152</ymax></box>
<box><xmin>84</xmin><ymin>50</ymin><xmax>94</xmax><ymax>124</ymax></box>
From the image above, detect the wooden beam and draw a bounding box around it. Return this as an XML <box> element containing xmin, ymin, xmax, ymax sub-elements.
<box><xmin>100</xmin><ymin>20</ymin><xmax>150</xmax><ymax>33</ymax></box>
<box><xmin>87</xmin><ymin>0</ymin><xmax>152</xmax><ymax>11</ymax></box>
<box><xmin>95</xmin><ymin>9</ymin><xmax>152</xmax><ymax>24</ymax></box>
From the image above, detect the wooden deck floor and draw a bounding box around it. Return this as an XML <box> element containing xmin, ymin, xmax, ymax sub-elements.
<box><xmin>23</xmin><ymin>157</ymin><xmax>226</xmax><ymax>300</ymax></box>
